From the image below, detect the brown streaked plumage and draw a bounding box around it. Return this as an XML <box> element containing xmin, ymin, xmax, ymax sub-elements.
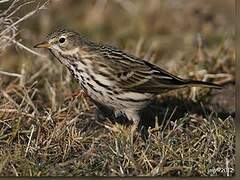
<box><xmin>34</xmin><ymin>28</ymin><xmax>222</xmax><ymax>127</ymax></box>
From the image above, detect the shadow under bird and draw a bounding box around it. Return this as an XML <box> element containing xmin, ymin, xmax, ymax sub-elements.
<box><xmin>34</xmin><ymin>28</ymin><xmax>222</xmax><ymax>128</ymax></box>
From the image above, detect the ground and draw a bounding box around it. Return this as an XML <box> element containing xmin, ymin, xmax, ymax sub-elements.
<box><xmin>0</xmin><ymin>0</ymin><xmax>235</xmax><ymax>176</ymax></box>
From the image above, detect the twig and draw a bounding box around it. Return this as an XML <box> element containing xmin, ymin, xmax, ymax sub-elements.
<box><xmin>0</xmin><ymin>0</ymin><xmax>18</xmax><ymax>16</ymax></box>
<box><xmin>6</xmin><ymin>1</ymin><xmax>35</xmax><ymax>19</ymax></box>
<box><xmin>0</xmin><ymin>1</ymin><xmax>49</xmax><ymax>37</ymax></box>
<box><xmin>0</xmin><ymin>70</ymin><xmax>22</xmax><ymax>77</ymax></box>
<box><xmin>3</xmin><ymin>36</ymin><xmax>47</xmax><ymax>57</ymax></box>
<box><xmin>0</xmin><ymin>0</ymin><xmax>11</xmax><ymax>4</ymax></box>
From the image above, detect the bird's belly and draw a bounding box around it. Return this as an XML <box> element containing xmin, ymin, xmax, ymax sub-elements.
<box><xmin>85</xmin><ymin>85</ymin><xmax>152</xmax><ymax>111</ymax></box>
<box><xmin>75</xmin><ymin>75</ymin><xmax>150</xmax><ymax>108</ymax></box>
<box><xmin>68</xmin><ymin>65</ymin><xmax>152</xmax><ymax>110</ymax></box>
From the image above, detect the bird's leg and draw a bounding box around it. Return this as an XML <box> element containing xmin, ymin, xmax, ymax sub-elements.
<box><xmin>131</xmin><ymin>122</ymin><xmax>139</xmax><ymax>142</ymax></box>
<box><xmin>77</xmin><ymin>89</ymin><xmax>91</xmax><ymax>111</ymax></box>
<box><xmin>125</xmin><ymin>110</ymin><xmax>140</xmax><ymax>144</ymax></box>
<box><xmin>67</xmin><ymin>89</ymin><xmax>87</xmax><ymax>101</ymax></box>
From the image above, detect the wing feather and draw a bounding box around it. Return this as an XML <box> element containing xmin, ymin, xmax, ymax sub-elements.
<box><xmin>94</xmin><ymin>49</ymin><xmax>186</xmax><ymax>93</ymax></box>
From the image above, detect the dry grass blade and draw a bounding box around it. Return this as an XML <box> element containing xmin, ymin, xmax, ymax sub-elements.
<box><xmin>0</xmin><ymin>70</ymin><xmax>22</xmax><ymax>78</ymax></box>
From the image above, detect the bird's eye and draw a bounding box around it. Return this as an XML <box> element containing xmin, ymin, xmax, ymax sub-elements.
<box><xmin>59</xmin><ymin>37</ymin><xmax>65</xmax><ymax>43</ymax></box>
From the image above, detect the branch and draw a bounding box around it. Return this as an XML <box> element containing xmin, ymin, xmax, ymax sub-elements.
<box><xmin>0</xmin><ymin>1</ymin><xmax>49</xmax><ymax>37</ymax></box>
<box><xmin>7</xmin><ymin>37</ymin><xmax>47</xmax><ymax>57</ymax></box>
<box><xmin>0</xmin><ymin>70</ymin><xmax>22</xmax><ymax>78</ymax></box>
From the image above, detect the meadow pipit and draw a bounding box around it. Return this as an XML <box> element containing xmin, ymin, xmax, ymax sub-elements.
<box><xmin>34</xmin><ymin>28</ymin><xmax>221</xmax><ymax>129</ymax></box>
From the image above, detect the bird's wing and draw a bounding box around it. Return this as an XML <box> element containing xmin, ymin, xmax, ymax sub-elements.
<box><xmin>116</xmin><ymin>61</ymin><xmax>187</xmax><ymax>93</ymax></box>
<box><xmin>96</xmin><ymin>52</ymin><xmax>186</xmax><ymax>93</ymax></box>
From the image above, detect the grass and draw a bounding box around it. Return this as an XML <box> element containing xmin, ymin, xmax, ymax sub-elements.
<box><xmin>0</xmin><ymin>0</ymin><xmax>235</xmax><ymax>176</ymax></box>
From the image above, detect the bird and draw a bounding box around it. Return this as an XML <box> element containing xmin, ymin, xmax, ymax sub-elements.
<box><xmin>34</xmin><ymin>28</ymin><xmax>222</xmax><ymax>130</ymax></box>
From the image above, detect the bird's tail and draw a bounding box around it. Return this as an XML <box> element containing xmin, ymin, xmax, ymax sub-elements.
<box><xmin>184</xmin><ymin>80</ymin><xmax>222</xmax><ymax>89</ymax></box>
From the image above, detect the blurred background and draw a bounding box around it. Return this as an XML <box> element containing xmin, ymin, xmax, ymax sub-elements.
<box><xmin>1</xmin><ymin>0</ymin><xmax>234</xmax><ymax>66</ymax></box>
<box><xmin>0</xmin><ymin>0</ymin><xmax>235</xmax><ymax>111</ymax></box>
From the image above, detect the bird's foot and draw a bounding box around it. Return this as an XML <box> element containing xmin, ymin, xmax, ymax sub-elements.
<box><xmin>130</xmin><ymin>122</ymin><xmax>140</xmax><ymax>144</ymax></box>
<box><xmin>66</xmin><ymin>89</ymin><xmax>90</xmax><ymax>110</ymax></box>
<box><xmin>66</xmin><ymin>89</ymin><xmax>87</xmax><ymax>101</ymax></box>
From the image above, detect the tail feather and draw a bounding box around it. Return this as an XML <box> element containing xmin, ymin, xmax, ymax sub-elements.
<box><xmin>184</xmin><ymin>80</ymin><xmax>222</xmax><ymax>89</ymax></box>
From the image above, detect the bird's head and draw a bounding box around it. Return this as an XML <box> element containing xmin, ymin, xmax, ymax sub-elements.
<box><xmin>34</xmin><ymin>28</ymin><xmax>93</xmax><ymax>65</ymax></box>
<box><xmin>34</xmin><ymin>28</ymin><xmax>83</xmax><ymax>51</ymax></box>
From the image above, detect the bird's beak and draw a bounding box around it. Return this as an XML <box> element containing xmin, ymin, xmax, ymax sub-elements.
<box><xmin>34</xmin><ymin>41</ymin><xmax>51</xmax><ymax>49</ymax></box>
